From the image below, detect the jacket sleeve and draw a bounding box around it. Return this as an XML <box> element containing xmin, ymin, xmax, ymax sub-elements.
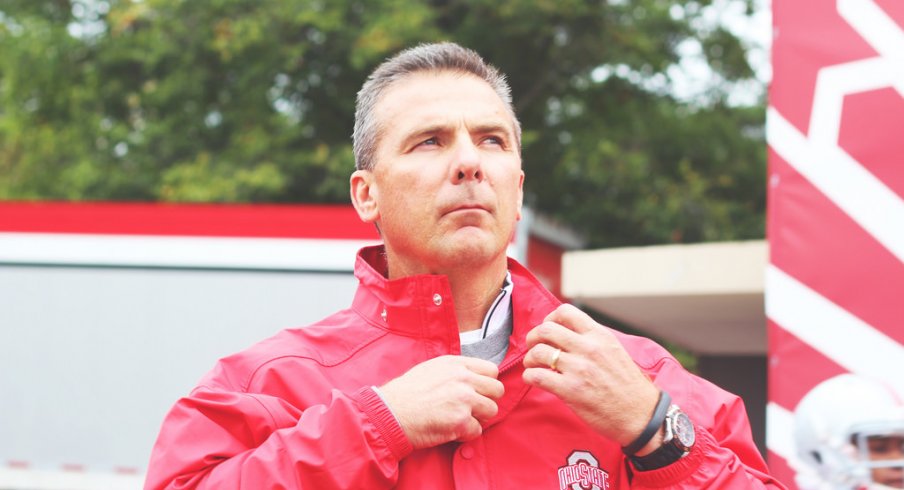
<box><xmin>144</xmin><ymin>385</ymin><xmax>413</xmax><ymax>490</ymax></box>
<box><xmin>628</xmin><ymin>356</ymin><xmax>788</xmax><ymax>490</ymax></box>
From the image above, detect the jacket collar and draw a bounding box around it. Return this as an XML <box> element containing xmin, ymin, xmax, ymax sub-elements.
<box><xmin>352</xmin><ymin>245</ymin><xmax>460</xmax><ymax>351</ymax></box>
<box><xmin>351</xmin><ymin>245</ymin><xmax>560</xmax><ymax>359</ymax></box>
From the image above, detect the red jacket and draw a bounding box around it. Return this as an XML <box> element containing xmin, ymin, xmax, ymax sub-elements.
<box><xmin>146</xmin><ymin>246</ymin><xmax>785</xmax><ymax>489</ymax></box>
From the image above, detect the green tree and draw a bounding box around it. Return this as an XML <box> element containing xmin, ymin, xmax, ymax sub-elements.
<box><xmin>0</xmin><ymin>0</ymin><xmax>765</xmax><ymax>247</ymax></box>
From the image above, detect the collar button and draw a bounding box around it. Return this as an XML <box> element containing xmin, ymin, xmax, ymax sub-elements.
<box><xmin>432</xmin><ymin>293</ymin><xmax>443</xmax><ymax>306</ymax></box>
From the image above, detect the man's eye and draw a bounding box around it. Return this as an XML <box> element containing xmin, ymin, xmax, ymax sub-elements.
<box><xmin>419</xmin><ymin>137</ymin><xmax>439</xmax><ymax>146</ymax></box>
<box><xmin>867</xmin><ymin>437</ymin><xmax>895</xmax><ymax>454</ymax></box>
<box><xmin>483</xmin><ymin>136</ymin><xmax>503</xmax><ymax>146</ymax></box>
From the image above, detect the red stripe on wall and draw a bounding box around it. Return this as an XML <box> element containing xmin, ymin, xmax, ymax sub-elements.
<box><xmin>838</xmin><ymin>88</ymin><xmax>904</xmax><ymax>200</ymax></box>
<box><xmin>767</xmin><ymin>320</ymin><xmax>848</xmax><ymax>411</ymax></box>
<box><xmin>769</xmin><ymin>0</ymin><xmax>877</xmax><ymax>135</ymax></box>
<box><xmin>0</xmin><ymin>202</ymin><xmax>379</xmax><ymax>240</ymax></box>
<box><xmin>768</xmin><ymin>0</ymin><xmax>904</xmax><ymax>483</ymax></box>
<box><xmin>874</xmin><ymin>0</ymin><xmax>904</xmax><ymax>28</ymax></box>
<box><xmin>768</xmin><ymin>154</ymin><xmax>904</xmax><ymax>346</ymax></box>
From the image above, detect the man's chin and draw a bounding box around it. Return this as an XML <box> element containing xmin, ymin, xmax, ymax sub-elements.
<box><xmin>441</xmin><ymin>236</ymin><xmax>506</xmax><ymax>265</ymax></box>
<box><xmin>873</xmin><ymin>474</ymin><xmax>904</xmax><ymax>490</ymax></box>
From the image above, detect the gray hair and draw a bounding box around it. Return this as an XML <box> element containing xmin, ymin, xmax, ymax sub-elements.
<box><xmin>352</xmin><ymin>42</ymin><xmax>522</xmax><ymax>171</ymax></box>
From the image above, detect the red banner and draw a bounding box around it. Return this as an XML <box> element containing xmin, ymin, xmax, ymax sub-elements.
<box><xmin>766</xmin><ymin>1</ymin><xmax>904</xmax><ymax>488</ymax></box>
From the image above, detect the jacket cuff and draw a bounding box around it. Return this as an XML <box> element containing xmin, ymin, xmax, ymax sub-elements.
<box><xmin>353</xmin><ymin>386</ymin><xmax>414</xmax><ymax>461</ymax></box>
<box><xmin>628</xmin><ymin>424</ymin><xmax>712</xmax><ymax>487</ymax></box>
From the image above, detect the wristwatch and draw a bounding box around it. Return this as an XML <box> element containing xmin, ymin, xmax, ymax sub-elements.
<box><xmin>629</xmin><ymin>404</ymin><xmax>695</xmax><ymax>471</ymax></box>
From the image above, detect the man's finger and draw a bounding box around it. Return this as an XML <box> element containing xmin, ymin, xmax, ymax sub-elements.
<box><xmin>459</xmin><ymin>356</ymin><xmax>500</xmax><ymax>378</ymax></box>
<box><xmin>470</xmin><ymin>374</ymin><xmax>505</xmax><ymax>400</ymax></box>
<box><xmin>525</xmin><ymin>321</ymin><xmax>584</xmax><ymax>352</ymax></box>
<box><xmin>456</xmin><ymin>418</ymin><xmax>484</xmax><ymax>442</ymax></box>
<box><xmin>522</xmin><ymin>366</ymin><xmax>567</xmax><ymax>399</ymax></box>
<box><xmin>543</xmin><ymin>304</ymin><xmax>598</xmax><ymax>334</ymax></box>
<box><xmin>471</xmin><ymin>394</ymin><xmax>499</xmax><ymax>422</ymax></box>
<box><xmin>523</xmin><ymin>343</ymin><xmax>568</xmax><ymax>372</ymax></box>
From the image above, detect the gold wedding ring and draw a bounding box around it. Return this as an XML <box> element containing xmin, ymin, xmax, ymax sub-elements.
<box><xmin>549</xmin><ymin>348</ymin><xmax>562</xmax><ymax>372</ymax></box>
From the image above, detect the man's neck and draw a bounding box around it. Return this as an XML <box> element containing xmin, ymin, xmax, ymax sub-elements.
<box><xmin>444</xmin><ymin>264</ymin><xmax>508</xmax><ymax>333</ymax></box>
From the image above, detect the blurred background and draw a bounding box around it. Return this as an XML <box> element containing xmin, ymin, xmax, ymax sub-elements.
<box><xmin>0</xmin><ymin>0</ymin><xmax>768</xmax><ymax>247</ymax></box>
<box><xmin>0</xmin><ymin>0</ymin><xmax>768</xmax><ymax>485</ymax></box>
<box><xmin>2</xmin><ymin>1</ymin><xmax>901</xmax><ymax>489</ymax></box>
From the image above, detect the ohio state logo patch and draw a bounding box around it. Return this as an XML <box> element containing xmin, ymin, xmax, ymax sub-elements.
<box><xmin>557</xmin><ymin>450</ymin><xmax>610</xmax><ymax>490</ymax></box>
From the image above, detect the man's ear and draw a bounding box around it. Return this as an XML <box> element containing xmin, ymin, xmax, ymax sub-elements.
<box><xmin>350</xmin><ymin>169</ymin><xmax>379</xmax><ymax>223</ymax></box>
<box><xmin>516</xmin><ymin>170</ymin><xmax>525</xmax><ymax>221</ymax></box>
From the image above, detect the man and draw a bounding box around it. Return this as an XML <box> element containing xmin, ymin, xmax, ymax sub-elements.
<box><xmin>794</xmin><ymin>374</ymin><xmax>904</xmax><ymax>490</ymax></box>
<box><xmin>146</xmin><ymin>42</ymin><xmax>785</xmax><ymax>489</ymax></box>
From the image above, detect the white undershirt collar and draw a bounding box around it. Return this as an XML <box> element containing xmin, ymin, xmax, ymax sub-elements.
<box><xmin>459</xmin><ymin>271</ymin><xmax>513</xmax><ymax>346</ymax></box>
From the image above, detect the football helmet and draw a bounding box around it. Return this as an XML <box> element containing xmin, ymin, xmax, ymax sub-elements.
<box><xmin>793</xmin><ymin>374</ymin><xmax>904</xmax><ymax>490</ymax></box>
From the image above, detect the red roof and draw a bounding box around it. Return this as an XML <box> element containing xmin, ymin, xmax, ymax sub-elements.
<box><xmin>0</xmin><ymin>202</ymin><xmax>379</xmax><ymax>240</ymax></box>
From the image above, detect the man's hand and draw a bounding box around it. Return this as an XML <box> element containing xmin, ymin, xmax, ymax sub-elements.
<box><xmin>379</xmin><ymin>355</ymin><xmax>504</xmax><ymax>449</ymax></box>
<box><xmin>522</xmin><ymin>304</ymin><xmax>661</xmax><ymax>449</ymax></box>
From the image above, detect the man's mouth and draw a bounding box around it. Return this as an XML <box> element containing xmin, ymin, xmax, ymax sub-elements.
<box><xmin>446</xmin><ymin>203</ymin><xmax>490</xmax><ymax>215</ymax></box>
<box><xmin>880</xmin><ymin>475</ymin><xmax>904</xmax><ymax>489</ymax></box>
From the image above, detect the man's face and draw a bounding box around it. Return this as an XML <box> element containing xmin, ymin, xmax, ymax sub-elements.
<box><xmin>865</xmin><ymin>434</ymin><xmax>904</xmax><ymax>488</ymax></box>
<box><xmin>352</xmin><ymin>70</ymin><xmax>523</xmax><ymax>277</ymax></box>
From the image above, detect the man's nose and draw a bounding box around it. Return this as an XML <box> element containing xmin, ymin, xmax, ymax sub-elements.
<box><xmin>452</xmin><ymin>139</ymin><xmax>483</xmax><ymax>183</ymax></box>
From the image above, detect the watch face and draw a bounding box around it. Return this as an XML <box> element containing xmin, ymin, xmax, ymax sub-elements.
<box><xmin>674</xmin><ymin>412</ymin><xmax>696</xmax><ymax>449</ymax></box>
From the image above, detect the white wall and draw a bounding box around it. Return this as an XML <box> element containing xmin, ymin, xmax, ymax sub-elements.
<box><xmin>0</xmin><ymin>265</ymin><xmax>358</xmax><ymax>477</ymax></box>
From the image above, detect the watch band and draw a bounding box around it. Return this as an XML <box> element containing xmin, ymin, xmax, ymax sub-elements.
<box><xmin>629</xmin><ymin>437</ymin><xmax>687</xmax><ymax>471</ymax></box>
<box><xmin>622</xmin><ymin>389</ymin><xmax>671</xmax><ymax>456</ymax></box>
<box><xmin>629</xmin><ymin>404</ymin><xmax>695</xmax><ymax>471</ymax></box>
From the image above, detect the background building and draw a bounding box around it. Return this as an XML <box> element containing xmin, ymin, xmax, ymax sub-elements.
<box><xmin>0</xmin><ymin>202</ymin><xmax>572</xmax><ymax>488</ymax></box>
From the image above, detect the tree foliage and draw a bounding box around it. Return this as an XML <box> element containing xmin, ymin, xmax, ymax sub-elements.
<box><xmin>0</xmin><ymin>0</ymin><xmax>765</xmax><ymax>247</ymax></box>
